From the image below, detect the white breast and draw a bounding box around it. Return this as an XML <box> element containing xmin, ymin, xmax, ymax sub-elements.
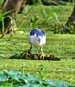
<box><xmin>38</xmin><ymin>36</ymin><xmax>46</xmax><ymax>46</ymax></box>
<box><xmin>28</xmin><ymin>35</ymin><xmax>46</xmax><ymax>47</ymax></box>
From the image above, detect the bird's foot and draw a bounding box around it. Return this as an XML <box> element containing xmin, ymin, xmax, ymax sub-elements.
<box><xmin>40</xmin><ymin>53</ymin><xmax>45</xmax><ymax>60</ymax></box>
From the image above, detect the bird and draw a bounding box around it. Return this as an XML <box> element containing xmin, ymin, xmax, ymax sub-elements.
<box><xmin>28</xmin><ymin>28</ymin><xmax>46</xmax><ymax>59</ymax></box>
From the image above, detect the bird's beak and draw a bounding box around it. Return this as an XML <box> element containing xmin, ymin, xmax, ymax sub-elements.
<box><xmin>38</xmin><ymin>37</ymin><xmax>41</xmax><ymax>42</ymax></box>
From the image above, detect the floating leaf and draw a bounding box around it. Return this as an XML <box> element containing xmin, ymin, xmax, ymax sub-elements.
<box><xmin>0</xmin><ymin>70</ymin><xmax>74</xmax><ymax>86</ymax></box>
<box><xmin>0</xmin><ymin>72</ymin><xmax>7</xmax><ymax>82</ymax></box>
<box><xmin>3</xmin><ymin>70</ymin><xmax>9</xmax><ymax>75</ymax></box>
<box><xmin>0</xmin><ymin>54</ymin><xmax>6</xmax><ymax>57</ymax></box>
<box><xmin>9</xmin><ymin>71</ymin><xmax>21</xmax><ymax>76</ymax></box>
<box><xmin>32</xmin><ymin>50</ymin><xmax>37</xmax><ymax>54</ymax></box>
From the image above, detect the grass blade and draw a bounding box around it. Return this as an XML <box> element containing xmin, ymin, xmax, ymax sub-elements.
<box><xmin>42</xmin><ymin>62</ymin><xmax>48</xmax><ymax>80</ymax></box>
<box><xmin>3</xmin><ymin>9</ymin><xmax>14</xmax><ymax>17</ymax></box>
<box><xmin>0</xmin><ymin>0</ymin><xmax>4</xmax><ymax>8</ymax></box>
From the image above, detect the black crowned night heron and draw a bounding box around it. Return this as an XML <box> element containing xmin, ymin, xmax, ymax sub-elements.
<box><xmin>28</xmin><ymin>28</ymin><xmax>46</xmax><ymax>59</ymax></box>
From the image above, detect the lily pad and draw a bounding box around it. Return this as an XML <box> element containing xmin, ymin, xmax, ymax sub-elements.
<box><xmin>0</xmin><ymin>72</ymin><xmax>8</xmax><ymax>82</ymax></box>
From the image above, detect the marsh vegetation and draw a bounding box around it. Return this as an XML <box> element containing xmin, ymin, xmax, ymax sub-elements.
<box><xmin>0</xmin><ymin>0</ymin><xmax>75</xmax><ymax>86</ymax></box>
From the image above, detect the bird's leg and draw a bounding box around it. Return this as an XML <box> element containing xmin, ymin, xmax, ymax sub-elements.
<box><xmin>29</xmin><ymin>44</ymin><xmax>32</xmax><ymax>53</ymax></box>
<box><xmin>40</xmin><ymin>46</ymin><xmax>45</xmax><ymax>59</ymax></box>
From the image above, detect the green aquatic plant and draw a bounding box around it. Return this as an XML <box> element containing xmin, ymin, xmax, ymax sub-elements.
<box><xmin>38</xmin><ymin>0</ymin><xmax>59</xmax><ymax>25</ymax></box>
<box><xmin>38</xmin><ymin>62</ymin><xmax>48</xmax><ymax>80</ymax></box>
<box><xmin>0</xmin><ymin>10</ymin><xmax>14</xmax><ymax>33</ymax></box>
<box><xmin>0</xmin><ymin>0</ymin><xmax>4</xmax><ymax>9</ymax></box>
<box><xmin>24</xmin><ymin>5</ymin><xmax>32</xmax><ymax>16</ymax></box>
<box><xmin>21</xmin><ymin>62</ymin><xmax>25</xmax><ymax>75</ymax></box>
<box><xmin>0</xmin><ymin>70</ymin><xmax>74</xmax><ymax>87</ymax></box>
<box><xmin>19</xmin><ymin>5</ymin><xmax>32</xmax><ymax>28</ymax></box>
<box><xmin>30</xmin><ymin>16</ymin><xmax>38</xmax><ymax>29</ymax></box>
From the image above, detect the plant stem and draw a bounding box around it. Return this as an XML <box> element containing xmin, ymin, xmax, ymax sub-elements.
<box><xmin>2</xmin><ymin>18</ymin><xmax>4</xmax><ymax>33</ymax></box>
